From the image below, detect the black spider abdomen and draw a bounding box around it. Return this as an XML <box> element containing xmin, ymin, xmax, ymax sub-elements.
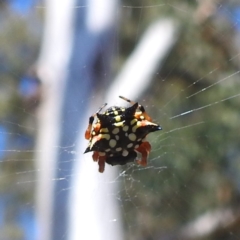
<box><xmin>106</xmin><ymin>151</ymin><xmax>137</xmax><ymax>166</ymax></box>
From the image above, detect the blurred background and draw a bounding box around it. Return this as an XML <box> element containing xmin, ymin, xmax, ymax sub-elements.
<box><xmin>0</xmin><ymin>0</ymin><xmax>240</xmax><ymax>240</ymax></box>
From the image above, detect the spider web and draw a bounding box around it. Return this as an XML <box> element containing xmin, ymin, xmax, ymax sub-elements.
<box><xmin>1</xmin><ymin>1</ymin><xmax>240</xmax><ymax>240</ymax></box>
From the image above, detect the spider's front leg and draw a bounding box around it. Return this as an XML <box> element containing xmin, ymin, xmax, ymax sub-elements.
<box><xmin>85</xmin><ymin>116</ymin><xmax>94</xmax><ymax>140</ymax></box>
<box><xmin>85</xmin><ymin>103</ymin><xmax>107</xmax><ymax>140</ymax></box>
<box><xmin>85</xmin><ymin>117</ymin><xmax>101</xmax><ymax>140</ymax></box>
<box><xmin>135</xmin><ymin>141</ymin><xmax>151</xmax><ymax>166</ymax></box>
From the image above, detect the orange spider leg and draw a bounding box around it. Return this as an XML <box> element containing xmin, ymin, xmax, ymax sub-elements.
<box><xmin>141</xmin><ymin>141</ymin><xmax>151</xmax><ymax>152</ymax></box>
<box><xmin>98</xmin><ymin>154</ymin><xmax>106</xmax><ymax>173</ymax></box>
<box><xmin>142</xmin><ymin>112</ymin><xmax>152</xmax><ymax>121</ymax></box>
<box><xmin>138</xmin><ymin>105</ymin><xmax>152</xmax><ymax>121</ymax></box>
<box><xmin>92</xmin><ymin>151</ymin><xmax>99</xmax><ymax>161</ymax></box>
<box><xmin>92</xmin><ymin>151</ymin><xmax>106</xmax><ymax>173</ymax></box>
<box><xmin>85</xmin><ymin>120</ymin><xmax>102</xmax><ymax>140</ymax></box>
<box><xmin>85</xmin><ymin>127</ymin><xmax>92</xmax><ymax>140</ymax></box>
<box><xmin>85</xmin><ymin>103</ymin><xmax>107</xmax><ymax>139</ymax></box>
<box><xmin>93</xmin><ymin>123</ymin><xmax>101</xmax><ymax>134</ymax></box>
<box><xmin>135</xmin><ymin>141</ymin><xmax>152</xmax><ymax>166</ymax></box>
<box><xmin>85</xmin><ymin>116</ymin><xmax>94</xmax><ymax>140</ymax></box>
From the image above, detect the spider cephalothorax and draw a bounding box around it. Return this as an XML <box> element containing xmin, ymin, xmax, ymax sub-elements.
<box><xmin>84</xmin><ymin>96</ymin><xmax>162</xmax><ymax>172</ymax></box>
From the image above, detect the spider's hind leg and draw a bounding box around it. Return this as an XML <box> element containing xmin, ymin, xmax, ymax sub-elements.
<box><xmin>135</xmin><ymin>141</ymin><xmax>151</xmax><ymax>166</ymax></box>
<box><xmin>98</xmin><ymin>153</ymin><xmax>106</xmax><ymax>173</ymax></box>
<box><xmin>119</xmin><ymin>95</ymin><xmax>152</xmax><ymax>121</ymax></box>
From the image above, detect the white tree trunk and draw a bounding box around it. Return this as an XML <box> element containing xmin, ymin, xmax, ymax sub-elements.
<box><xmin>35</xmin><ymin>0</ymin><xmax>74</xmax><ymax>239</ymax></box>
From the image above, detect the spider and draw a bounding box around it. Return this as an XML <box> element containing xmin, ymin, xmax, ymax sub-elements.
<box><xmin>84</xmin><ymin>96</ymin><xmax>162</xmax><ymax>172</ymax></box>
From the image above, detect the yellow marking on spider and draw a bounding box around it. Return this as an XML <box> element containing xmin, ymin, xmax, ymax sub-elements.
<box><xmin>100</xmin><ymin>128</ymin><xmax>109</xmax><ymax>133</ymax></box>
<box><xmin>123</xmin><ymin>125</ymin><xmax>129</xmax><ymax>132</ymax></box>
<box><xmin>114</xmin><ymin>121</ymin><xmax>124</xmax><ymax>127</ymax></box>
<box><xmin>127</xmin><ymin>143</ymin><xmax>133</xmax><ymax>148</ymax></box>
<box><xmin>131</xmin><ymin>119</ymin><xmax>137</xmax><ymax>125</ymax></box>
<box><xmin>101</xmin><ymin>134</ymin><xmax>110</xmax><ymax>140</ymax></box>
<box><xmin>128</xmin><ymin>133</ymin><xmax>136</xmax><ymax>141</ymax></box>
<box><xmin>122</xmin><ymin>149</ymin><xmax>129</xmax><ymax>156</ymax></box>
<box><xmin>112</xmin><ymin>128</ymin><xmax>120</xmax><ymax>134</ymax></box>
<box><xmin>132</xmin><ymin>121</ymin><xmax>142</xmax><ymax>132</ymax></box>
<box><xmin>115</xmin><ymin>115</ymin><xmax>121</xmax><ymax>122</ymax></box>
<box><xmin>109</xmin><ymin>139</ymin><xmax>117</xmax><ymax>148</ymax></box>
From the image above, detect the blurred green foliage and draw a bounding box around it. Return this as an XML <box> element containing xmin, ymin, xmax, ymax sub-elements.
<box><xmin>0</xmin><ymin>3</ymin><xmax>41</xmax><ymax>238</ymax></box>
<box><xmin>120</xmin><ymin>1</ymin><xmax>240</xmax><ymax>239</ymax></box>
